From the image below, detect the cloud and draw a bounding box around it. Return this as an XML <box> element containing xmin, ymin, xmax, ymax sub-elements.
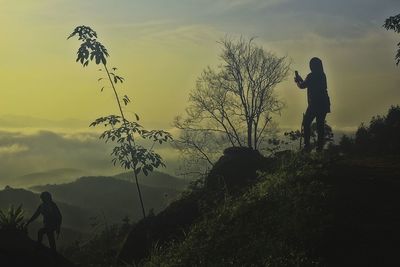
<box><xmin>0</xmin><ymin>115</ymin><xmax>89</xmax><ymax>129</ymax></box>
<box><xmin>218</xmin><ymin>0</ymin><xmax>289</xmax><ymax>8</ymax></box>
<box><xmin>0</xmin><ymin>130</ymin><xmax>179</xmax><ymax>187</ymax></box>
<box><xmin>0</xmin><ymin>144</ymin><xmax>29</xmax><ymax>155</ymax></box>
<box><xmin>0</xmin><ymin>130</ymin><xmax>112</xmax><ymax>182</ymax></box>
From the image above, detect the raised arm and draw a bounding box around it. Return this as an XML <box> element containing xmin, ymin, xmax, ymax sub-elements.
<box><xmin>296</xmin><ymin>75</ymin><xmax>308</xmax><ymax>89</ymax></box>
<box><xmin>294</xmin><ymin>71</ymin><xmax>309</xmax><ymax>89</ymax></box>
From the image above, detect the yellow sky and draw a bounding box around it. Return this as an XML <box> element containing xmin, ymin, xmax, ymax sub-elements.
<box><xmin>0</xmin><ymin>0</ymin><xmax>399</xmax><ymax>179</ymax></box>
<box><xmin>0</xmin><ymin>0</ymin><xmax>399</xmax><ymax>132</ymax></box>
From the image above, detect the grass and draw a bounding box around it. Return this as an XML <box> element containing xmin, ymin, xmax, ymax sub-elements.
<box><xmin>143</xmin><ymin>152</ymin><xmax>332</xmax><ymax>267</ymax></box>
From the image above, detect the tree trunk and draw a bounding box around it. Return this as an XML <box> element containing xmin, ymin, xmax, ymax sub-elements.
<box><xmin>247</xmin><ymin>121</ymin><xmax>252</xmax><ymax>148</ymax></box>
<box><xmin>254</xmin><ymin>121</ymin><xmax>258</xmax><ymax>150</ymax></box>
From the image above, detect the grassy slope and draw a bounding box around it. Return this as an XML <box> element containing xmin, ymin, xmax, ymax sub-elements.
<box><xmin>143</xmin><ymin>153</ymin><xmax>400</xmax><ymax>266</ymax></box>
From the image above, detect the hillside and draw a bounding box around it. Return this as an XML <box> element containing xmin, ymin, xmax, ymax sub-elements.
<box><xmin>116</xmin><ymin>150</ymin><xmax>400</xmax><ymax>266</ymax></box>
<box><xmin>31</xmin><ymin>176</ymin><xmax>181</xmax><ymax>223</ymax></box>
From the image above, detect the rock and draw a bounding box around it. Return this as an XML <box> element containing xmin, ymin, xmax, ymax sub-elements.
<box><xmin>205</xmin><ymin>147</ymin><xmax>270</xmax><ymax>192</ymax></box>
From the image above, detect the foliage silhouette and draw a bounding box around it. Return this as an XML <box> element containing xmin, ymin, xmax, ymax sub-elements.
<box><xmin>383</xmin><ymin>13</ymin><xmax>400</xmax><ymax>65</ymax></box>
<box><xmin>0</xmin><ymin>204</ymin><xmax>24</xmax><ymax>230</ymax></box>
<box><xmin>68</xmin><ymin>25</ymin><xmax>172</xmax><ymax>219</ymax></box>
<box><xmin>285</xmin><ymin>121</ymin><xmax>334</xmax><ymax>150</ymax></box>
<box><xmin>339</xmin><ymin>105</ymin><xmax>400</xmax><ymax>155</ymax></box>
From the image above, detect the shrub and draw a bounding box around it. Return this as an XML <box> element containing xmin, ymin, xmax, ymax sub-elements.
<box><xmin>0</xmin><ymin>205</ymin><xmax>25</xmax><ymax>230</ymax></box>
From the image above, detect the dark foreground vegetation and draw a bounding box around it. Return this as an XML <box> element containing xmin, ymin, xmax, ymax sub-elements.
<box><xmin>133</xmin><ymin>155</ymin><xmax>400</xmax><ymax>266</ymax></box>
<box><xmin>119</xmin><ymin>106</ymin><xmax>399</xmax><ymax>266</ymax></box>
<box><xmin>0</xmin><ymin>229</ymin><xmax>75</xmax><ymax>266</ymax></box>
<box><xmin>1</xmin><ymin>106</ymin><xmax>399</xmax><ymax>266</ymax></box>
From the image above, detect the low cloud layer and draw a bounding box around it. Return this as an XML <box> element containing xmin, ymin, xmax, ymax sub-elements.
<box><xmin>0</xmin><ymin>129</ymin><xmax>180</xmax><ymax>188</ymax></box>
<box><xmin>0</xmin><ymin>131</ymin><xmax>116</xmax><ymax>185</ymax></box>
<box><xmin>0</xmin><ymin>144</ymin><xmax>29</xmax><ymax>155</ymax></box>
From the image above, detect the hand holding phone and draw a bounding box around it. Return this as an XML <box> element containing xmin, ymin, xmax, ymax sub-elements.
<box><xmin>294</xmin><ymin>71</ymin><xmax>301</xmax><ymax>83</ymax></box>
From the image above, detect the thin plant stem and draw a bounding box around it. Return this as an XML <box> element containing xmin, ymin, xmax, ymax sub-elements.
<box><xmin>103</xmin><ymin>64</ymin><xmax>146</xmax><ymax>219</ymax></box>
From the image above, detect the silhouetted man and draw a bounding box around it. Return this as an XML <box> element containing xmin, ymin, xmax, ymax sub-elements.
<box><xmin>26</xmin><ymin>191</ymin><xmax>62</xmax><ymax>251</ymax></box>
<box><xmin>295</xmin><ymin>57</ymin><xmax>331</xmax><ymax>152</ymax></box>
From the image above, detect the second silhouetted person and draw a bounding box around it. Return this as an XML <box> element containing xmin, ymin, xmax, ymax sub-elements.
<box><xmin>26</xmin><ymin>191</ymin><xmax>62</xmax><ymax>251</ymax></box>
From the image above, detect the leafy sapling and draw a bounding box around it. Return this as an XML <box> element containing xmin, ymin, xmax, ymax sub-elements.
<box><xmin>68</xmin><ymin>25</ymin><xmax>172</xmax><ymax>219</ymax></box>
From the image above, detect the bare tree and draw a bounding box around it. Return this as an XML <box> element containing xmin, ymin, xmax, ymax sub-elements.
<box><xmin>174</xmin><ymin>37</ymin><xmax>290</xmax><ymax>174</ymax></box>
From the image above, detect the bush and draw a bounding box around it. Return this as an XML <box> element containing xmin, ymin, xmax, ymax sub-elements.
<box><xmin>0</xmin><ymin>205</ymin><xmax>24</xmax><ymax>230</ymax></box>
<box><xmin>340</xmin><ymin>105</ymin><xmax>400</xmax><ymax>155</ymax></box>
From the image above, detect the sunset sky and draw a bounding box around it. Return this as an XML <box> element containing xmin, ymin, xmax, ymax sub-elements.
<box><xmin>0</xmin><ymin>0</ymin><xmax>399</xmax><ymax>183</ymax></box>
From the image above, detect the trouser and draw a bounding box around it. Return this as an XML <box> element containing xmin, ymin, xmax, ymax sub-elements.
<box><xmin>303</xmin><ymin>107</ymin><xmax>327</xmax><ymax>150</ymax></box>
<box><xmin>38</xmin><ymin>227</ymin><xmax>56</xmax><ymax>251</ymax></box>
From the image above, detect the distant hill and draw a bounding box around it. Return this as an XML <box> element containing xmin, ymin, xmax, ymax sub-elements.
<box><xmin>114</xmin><ymin>171</ymin><xmax>189</xmax><ymax>190</ymax></box>
<box><xmin>0</xmin><ymin>186</ymin><xmax>92</xmax><ymax>248</ymax></box>
<box><xmin>31</xmin><ymin>176</ymin><xmax>181</xmax><ymax>223</ymax></box>
<box><xmin>5</xmin><ymin>168</ymin><xmax>188</xmax><ymax>191</ymax></box>
<box><xmin>5</xmin><ymin>168</ymin><xmax>91</xmax><ymax>188</ymax></box>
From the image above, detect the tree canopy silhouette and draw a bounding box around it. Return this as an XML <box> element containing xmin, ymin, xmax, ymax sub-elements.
<box><xmin>383</xmin><ymin>13</ymin><xmax>400</xmax><ymax>65</ymax></box>
<box><xmin>340</xmin><ymin>105</ymin><xmax>400</xmax><ymax>154</ymax></box>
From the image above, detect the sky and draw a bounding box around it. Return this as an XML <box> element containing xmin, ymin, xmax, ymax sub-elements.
<box><xmin>0</xmin><ymin>0</ymin><xmax>399</xmax><ymax>184</ymax></box>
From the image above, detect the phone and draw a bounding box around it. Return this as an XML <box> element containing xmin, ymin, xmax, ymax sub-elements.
<box><xmin>294</xmin><ymin>71</ymin><xmax>301</xmax><ymax>83</ymax></box>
